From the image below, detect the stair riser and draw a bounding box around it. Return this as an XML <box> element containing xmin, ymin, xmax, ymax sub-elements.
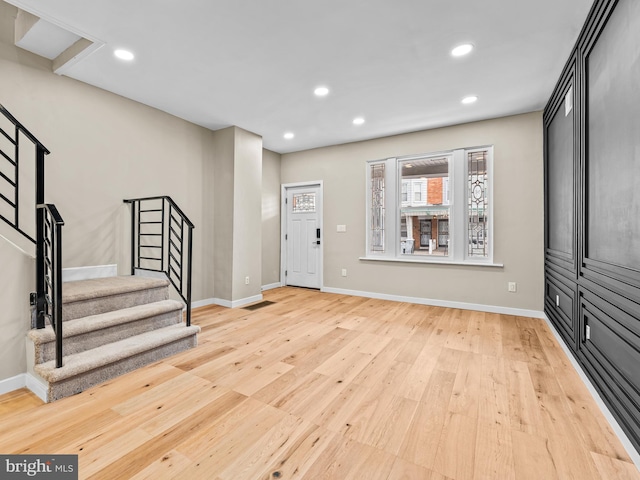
<box><xmin>35</xmin><ymin>310</ymin><xmax>183</xmax><ymax>364</ymax></box>
<box><xmin>46</xmin><ymin>335</ymin><xmax>197</xmax><ymax>402</ymax></box>
<box><xmin>63</xmin><ymin>286</ymin><xmax>169</xmax><ymax>321</ymax></box>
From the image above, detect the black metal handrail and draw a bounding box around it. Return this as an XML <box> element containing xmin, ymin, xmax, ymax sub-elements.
<box><xmin>0</xmin><ymin>103</ymin><xmax>50</xmax><ymax>243</ymax></box>
<box><xmin>124</xmin><ymin>196</ymin><xmax>194</xmax><ymax>326</ymax></box>
<box><xmin>0</xmin><ymin>104</ymin><xmax>64</xmax><ymax>367</ymax></box>
<box><xmin>38</xmin><ymin>204</ymin><xmax>64</xmax><ymax>368</ymax></box>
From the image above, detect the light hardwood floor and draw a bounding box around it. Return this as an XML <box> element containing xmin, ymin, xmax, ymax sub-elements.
<box><xmin>1</xmin><ymin>287</ymin><xmax>639</xmax><ymax>479</ymax></box>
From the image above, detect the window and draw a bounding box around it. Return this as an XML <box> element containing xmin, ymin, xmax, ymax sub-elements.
<box><xmin>366</xmin><ymin>146</ymin><xmax>493</xmax><ymax>264</ymax></box>
<box><xmin>369</xmin><ymin>162</ymin><xmax>385</xmax><ymax>252</ymax></box>
<box><xmin>467</xmin><ymin>150</ymin><xmax>488</xmax><ymax>257</ymax></box>
<box><xmin>401</xmin><ymin>155</ymin><xmax>450</xmax><ymax>256</ymax></box>
<box><xmin>292</xmin><ymin>193</ymin><xmax>316</xmax><ymax>213</ymax></box>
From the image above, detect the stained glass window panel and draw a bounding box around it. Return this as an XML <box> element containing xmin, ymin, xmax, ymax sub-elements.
<box><xmin>292</xmin><ymin>193</ymin><xmax>316</xmax><ymax>213</ymax></box>
<box><xmin>370</xmin><ymin>163</ymin><xmax>385</xmax><ymax>252</ymax></box>
<box><xmin>468</xmin><ymin>150</ymin><xmax>488</xmax><ymax>257</ymax></box>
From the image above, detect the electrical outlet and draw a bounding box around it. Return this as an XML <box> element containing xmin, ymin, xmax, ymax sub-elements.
<box><xmin>508</xmin><ymin>282</ymin><xmax>517</xmax><ymax>293</ymax></box>
<box><xmin>337</xmin><ymin>225</ymin><xmax>347</xmax><ymax>232</ymax></box>
<box><xmin>245</xmin><ymin>276</ymin><xmax>250</xmax><ymax>285</ymax></box>
<box><xmin>341</xmin><ymin>268</ymin><xmax>347</xmax><ymax>277</ymax></box>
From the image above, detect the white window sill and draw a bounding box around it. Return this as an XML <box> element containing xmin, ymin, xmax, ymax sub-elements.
<box><xmin>359</xmin><ymin>256</ymin><xmax>504</xmax><ymax>268</ymax></box>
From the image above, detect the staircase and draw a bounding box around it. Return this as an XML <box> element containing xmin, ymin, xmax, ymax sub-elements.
<box><xmin>27</xmin><ymin>275</ymin><xmax>200</xmax><ymax>402</ymax></box>
<box><xmin>1</xmin><ymin>104</ymin><xmax>199</xmax><ymax>402</ymax></box>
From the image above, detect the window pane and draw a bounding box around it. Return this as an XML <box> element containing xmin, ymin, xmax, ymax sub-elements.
<box><xmin>468</xmin><ymin>150</ymin><xmax>488</xmax><ymax>257</ymax></box>
<box><xmin>370</xmin><ymin>163</ymin><xmax>385</xmax><ymax>252</ymax></box>
<box><xmin>400</xmin><ymin>156</ymin><xmax>450</xmax><ymax>256</ymax></box>
<box><xmin>292</xmin><ymin>193</ymin><xmax>316</xmax><ymax>213</ymax></box>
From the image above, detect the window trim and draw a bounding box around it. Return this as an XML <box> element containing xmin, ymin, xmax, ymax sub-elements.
<box><xmin>358</xmin><ymin>255</ymin><xmax>504</xmax><ymax>267</ymax></box>
<box><xmin>364</xmin><ymin>146</ymin><xmax>496</xmax><ymax>266</ymax></box>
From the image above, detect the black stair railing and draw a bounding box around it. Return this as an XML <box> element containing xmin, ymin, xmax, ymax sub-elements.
<box><xmin>38</xmin><ymin>204</ymin><xmax>64</xmax><ymax>368</ymax></box>
<box><xmin>0</xmin><ymin>103</ymin><xmax>49</xmax><ymax>243</ymax></box>
<box><xmin>124</xmin><ymin>196</ymin><xmax>194</xmax><ymax>326</ymax></box>
<box><xmin>0</xmin><ymin>103</ymin><xmax>65</xmax><ymax>368</ymax></box>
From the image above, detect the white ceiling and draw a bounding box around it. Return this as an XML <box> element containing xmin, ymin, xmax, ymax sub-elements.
<box><xmin>7</xmin><ymin>0</ymin><xmax>594</xmax><ymax>154</ymax></box>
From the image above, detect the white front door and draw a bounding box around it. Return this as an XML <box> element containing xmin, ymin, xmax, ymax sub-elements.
<box><xmin>284</xmin><ymin>184</ymin><xmax>322</xmax><ymax>289</ymax></box>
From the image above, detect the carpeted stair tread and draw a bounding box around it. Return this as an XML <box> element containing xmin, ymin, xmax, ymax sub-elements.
<box><xmin>29</xmin><ymin>273</ymin><xmax>200</xmax><ymax>401</ymax></box>
<box><xmin>62</xmin><ymin>276</ymin><xmax>169</xmax><ymax>304</ymax></box>
<box><xmin>62</xmin><ymin>275</ymin><xmax>171</xmax><ymax>321</ymax></box>
<box><xmin>28</xmin><ymin>299</ymin><xmax>184</xmax><ymax>345</ymax></box>
<box><xmin>35</xmin><ymin>324</ymin><xmax>201</xmax><ymax>383</ymax></box>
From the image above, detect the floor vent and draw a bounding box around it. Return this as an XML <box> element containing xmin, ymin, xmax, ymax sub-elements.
<box><xmin>243</xmin><ymin>300</ymin><xmax>275</xmax><ymax>311</ymax></box>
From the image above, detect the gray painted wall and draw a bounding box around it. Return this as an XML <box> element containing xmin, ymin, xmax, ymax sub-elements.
<box><xmin>262</xmin><ymin>149</ymin><xmax>282</xmax><ymax>287</ymax></box>
<box><xmin>231</xmin><ymin>127</ymin><xmax>262</xmax><ymax>301</ymax></box>
<box><xmin>212</xmin><ymin>127</ymin><xmax>236</xmax><ymax>302</ymax></box>
<box><xmin>281</xmin><ymin>112</ymin><xmax>544</xmax><ymax>312</ymax></box>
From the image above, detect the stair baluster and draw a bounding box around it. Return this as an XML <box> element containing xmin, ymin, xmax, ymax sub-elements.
<box><xmin>38</xmin><ymin>204</ymin><xmax>64</xmax><ymax>368</ymax></box>
<box><xmin>124</xmin><ymin>196</ymin><xmax>194</xmax><ymax>326</ymax></box>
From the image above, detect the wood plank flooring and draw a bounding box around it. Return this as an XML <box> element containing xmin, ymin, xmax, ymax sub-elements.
<box><xmin>1</xmin><ymin>287</ymin><xmax>639</xmax><ymax>479</ymax></box>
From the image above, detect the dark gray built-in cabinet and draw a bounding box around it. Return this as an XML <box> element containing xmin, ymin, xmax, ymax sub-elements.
<box><xmin>544</xmin><ymin>0</ymin><xmax>640</xmax><ymax>453</ymax></box>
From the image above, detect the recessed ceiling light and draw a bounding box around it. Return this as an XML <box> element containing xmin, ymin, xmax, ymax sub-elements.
<box><xmin>353</xmin><ymin>117</ymin><xmax>365</xmax><ymax>125</ymax></box>
<box><xmin>451</xmin><ymin>44</ymin><xmax>474</xmax><ymax>57</ymax></box>
<box><xmin>114</xmin><ymin>49</ymin><xmax>134</xmax><ymax>61</ymax></box>
<box><xmin>462</xmin><ymin>95</ymin><xmax>478</xmax><ymax>104</ymax></box>
<box><xmin>314</xmin><ymin>86</ymin><xmax>329</xmax><ymax>97</ymax></box>
<box><xmin>284</xmin><ymin>132</ymin><xmax>294</xmax><ymax>139</ymax></box>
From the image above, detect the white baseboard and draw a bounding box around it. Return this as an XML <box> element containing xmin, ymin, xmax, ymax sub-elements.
<box><xmin>0</xmin><ymin>373</ymin><xmax>48</xmax><ymax>403</ymax></box>
<box><xmin>262</xmin><ymin>282</ymin><xmax>282</xmax><ymax>291</ymax></box>
<box><xmin>321</xmin><ymin>286</ymin><xmax>545</xmax><ymax>319</ymax></box>
<box><xmin>26</xmin><ymin>373</ymin><xmax>48</xmax><ymax>403</ymax></box>
<box><xmin>191</xmin><ymin>298</ymin><xmax>218</xmax><ymax>309</ymax></box>
<box><xmin>62</xmin><ymin>264</ymin><xmax>117</xmax><ymax>282</ymax></box>
<box><xmin>213</xmin><ymin>294</ymin><xmax>264</xmax><ymax>309</ymax></box>
<box><xmin>0</xmin><ymin>374</ymin><xmax>27</xmax><ymax>396</ymax></box>
<box><xmin>542</xmin><ymin>315</ymin><xmax>640</xmax><ymax>470</ymax></box>
<box><xmin>192</xmin><ymin>294</ymin><xmax>264</xmax><ymax>309</ymax></box>
<box><xmin>211</xmin><ymin>298</ymin><xmax>234</xmax><ymax>309</ymax></box>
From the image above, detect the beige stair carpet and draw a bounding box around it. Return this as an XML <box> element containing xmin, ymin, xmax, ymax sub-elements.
<box><xmin>62</xmin><ymin>276</ymin><xmax>171</xmax><ymax>321</ymax></box>
<box><xmin>29</xmin><ymin>275</ymin><xmax>200</xmax><ymax>402</ymax></box>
